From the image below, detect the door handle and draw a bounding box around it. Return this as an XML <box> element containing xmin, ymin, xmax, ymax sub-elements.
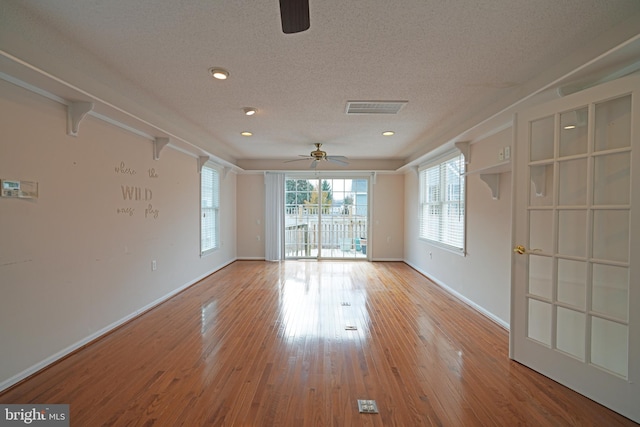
<box><xmin>513</xmin><ymin>245</ymin><xmax>542</xmax><ymax>255</ymax></box>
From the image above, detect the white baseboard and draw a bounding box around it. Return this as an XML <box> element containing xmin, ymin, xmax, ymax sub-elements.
<box><xmin>236</xmin><ymin>257</ymin><xmax>266</xmax><ymax>260</ymax></box>
<box><xmin>404</xmin><ymin>260</ymin><xmax>510</xmax><ymax>330</ymax></box>
<box><xmin>0</xmin><ymin>258</ymin><xmax>237</xmax><ymax>393</ymax></box>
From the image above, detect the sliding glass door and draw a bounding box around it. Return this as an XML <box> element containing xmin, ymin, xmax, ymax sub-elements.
<box><xmin>284</xmin><ymin>175</ymin><xmax>369</xmax><ymax>259</ymax></box>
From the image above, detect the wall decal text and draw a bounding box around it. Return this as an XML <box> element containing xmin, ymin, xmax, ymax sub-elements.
<box><xmin>114</xmin><ymin>161</ymin><xmax>136</xmax><ymax>175</ymax></box>
<box><xmin>115</xmin><ymin>161</ymin><xmax>160</xmax><ymax>219</ymax></box>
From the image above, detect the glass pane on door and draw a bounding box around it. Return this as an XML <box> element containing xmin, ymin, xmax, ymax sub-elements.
<box><xmin>559</xmin><ymin>107</ymin><xmax>588</xmax><ymax>157</ymax></box>
<box><xmin>529</xmin><ymin>210</ymin><xmax>553</xmax><ymax>253</ymax></box>
<box><xmin>530</xmin><ymin>115</ymin><xmax>554</xmax><ymax>161</ymax></box>
<box><xmin>284</xmin><ymin>176</ymin><xmax>368</xmax><ymax>259</ymax></box>
<box><xmin>528</xmin><ymin>299</ymin><xmax>552</xmax><ymax>346</ymax></box>
<box><xmin>529</xmin><ymin>164</ymin><xmax>553</xmax><ymax>205</ymax></box>
<box><xmin>594</xmin><ymin>95</ymin><xmax>631</xmax><ymax>151</ymax></box>
<box><xmin>592</xmin><ymin>210</ymin><xmax>629</xmax><ymax>263</ymax></box>
<box><xmin>557</xmin><ymin>259</ymin><xmax>586</xmax><ymax>309</ymax></box>
<box><xmin>593</xmin><ymin>152</ymin><xmax>630</xmax><ymax>205</ymax></box>
<box><xmin>557</xmin><ymin>307</ymin><xmax>585</xmax><ymax>360</ymax></box>
<box><xmin>318</xmin><ymin>178</ymin><xmax>368</xmax><ymax>259</ymax></box>
<box><xmin>558</xmin><ymin>158</ymin><xmax>587</xmax><ymax>206</ymax></box>
<box><xmin>528</xmin><ymin>255</ymin><xmax>552</xmax><ymax>299</ymax></box>
<box><xmin>558</xmin><ymin>210</ymin><xmax>586</xmax><ymax>257</ymax></box>
<box><xmin>285</xmin><ymin>178</ymin><xmax>318</xmax><ymax>258</ymax></box>
<box><xmin>591</xmin><ymin>317</ymin><xmax>628</xmax><ymax>377</ymax></box>
<box><xmin>592</xmin><ymin>263</ymin><xmax>628</xmax><ymax>320</ymax></box>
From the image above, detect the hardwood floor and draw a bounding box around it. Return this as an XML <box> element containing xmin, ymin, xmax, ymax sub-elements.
<box><xmin>1</xmin><ymin>261</ymin><xmax>636</xmax><ymax>426</ymax></box>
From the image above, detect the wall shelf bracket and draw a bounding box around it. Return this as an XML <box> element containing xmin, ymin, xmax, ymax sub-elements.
<box><xmin>153</xmin><ymin>137</ymin><xmax>170</xmax><ymax>160</ymax></box>
<box><xmin>455</xmin><ymin>141</ymin><xmax>471</xmax><ymax>164</ymax></box>
<box><xmin>197</xmin><ymin>156</ymin><xmax>211</xmax><ymax>173</ymax></box>
<box><xmin>66</xmin><ymin>101</ymin><xmax>94</xmax><ymax>137</ymax></box>
<box><xmin>479</xmin><ymin>173</ymin><xmax>500</xmax><ymax>200</ymax></box>
<box><xmin>464</xmin><ymin>160</ymin><xmax>510</xmax><ymax>200</ymax></box>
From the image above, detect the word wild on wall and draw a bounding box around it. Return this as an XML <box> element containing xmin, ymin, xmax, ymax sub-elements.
<box><xmin>115</xmin><ymin>161</ymin><xmax>160</xmax><ymax>219</ymax></box>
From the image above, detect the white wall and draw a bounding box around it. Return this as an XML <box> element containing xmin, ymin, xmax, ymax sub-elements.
<box><xmin>0</xmin><ymin>80</ymin><xmax>237</xmax><ymax>389</ymax></box>
<box><xmin>371</xmin><ymin>174</ymin><xmax>404</xmax><ymax>260</ymax></box>
<box><xmin>236</xmin><ymin>173</ymin><xmax>266</xmax><ymax>259</ymax></box>
<box><xmin>404</xmin><ymin>129</ymin><xmax>513</xmax><ymax>327</ymax></box>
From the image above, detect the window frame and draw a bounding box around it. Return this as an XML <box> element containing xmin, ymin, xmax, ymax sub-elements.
<box><xmin>200</xmin><ymin>163</ymin><xmax>220</xmax><ymax>256</ymax></box>
<box><xmin>418</xmin><ymin>150</ymin><xmax>466</xmax><ymax>254</ymax></box>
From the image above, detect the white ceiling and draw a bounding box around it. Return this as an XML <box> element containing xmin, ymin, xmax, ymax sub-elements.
<box><xmin>2</xmin><ymin>0</ymin><xmax>640</xmax><ymax>170</ymax></box>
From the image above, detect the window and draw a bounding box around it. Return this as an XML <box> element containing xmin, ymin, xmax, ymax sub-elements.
<box><xmin>200</xmin><ymin>164</ymin><xmax>220</xmax><ymax>255</ymax></box>
<box><xmin>419</xmin><ymin>151</ymin><xmax>465</xmax><ymax>252</ymax></box>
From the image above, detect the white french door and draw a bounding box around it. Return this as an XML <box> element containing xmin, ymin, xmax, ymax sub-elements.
<box><xmin>511</xmin><ymin>73</ymin><xmax>640</xmax><ymax>422</ymax></box>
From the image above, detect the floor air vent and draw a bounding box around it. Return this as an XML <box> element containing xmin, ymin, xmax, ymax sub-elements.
<box><xmin>357</xmin><ymin>399</ymin><xmax>379</xmax><ymax>414</ymax></box>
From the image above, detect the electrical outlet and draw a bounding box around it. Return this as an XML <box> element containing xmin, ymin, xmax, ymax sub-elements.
<box><xmin>152</xmin><ymin>260</ymin><xmax>157</xmax><ymax>271</ymax></box>
<box><xmin>504</xmin><ymin>146</ymin><xmax>511</xmax><ymax>160</ymax></box>
<box><xmin>498</xmin><ymin>148</ymin><xmax>504</xmax><ymax>161</ymax></box>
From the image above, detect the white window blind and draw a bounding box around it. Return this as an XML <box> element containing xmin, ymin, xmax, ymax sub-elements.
<box><xmin>419</xmin><ymin>152</ymin><xmax>465</xmax><ymax>252</ymax></box>
<box><xmin>201</xmin><ymin>164</ymin><xmax>220</xmax><ymax>255</ymax></box>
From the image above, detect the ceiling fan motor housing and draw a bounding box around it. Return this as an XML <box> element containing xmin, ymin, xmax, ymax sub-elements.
<box><xmin>311</xmin><ymin>143</ymin><xmax>326</xmax><ymax>160</ymax></box>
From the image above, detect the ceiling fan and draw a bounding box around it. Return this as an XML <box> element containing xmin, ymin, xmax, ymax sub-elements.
<box><xmin>279</xmin><ymin>0</ymin><xmax>310</xmax><ymax>33</ymax></box>
<box><xmin>285</xmin><ymin>143</ymin><xmax>350</xmax><ymax>169</ymax></box>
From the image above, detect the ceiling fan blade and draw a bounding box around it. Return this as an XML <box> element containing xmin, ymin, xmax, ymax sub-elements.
<box><xmin>280</xmin><ymin>0</ymin><xmax>310</xmax><ymax>34</ymax></box>
<box><xmin>283</xmin><ymin>156</ymin><xmax>313</xmax><ymax>163</ymax></box>
<box><xmin>327</xmin><ymin>156</ymin><xmax>349</xmax><ymax>166</ymax></box>
<box><xmin>310</xmin><ymin>159</ymin><xmax>318</xmax><ymax>169</ymax></box>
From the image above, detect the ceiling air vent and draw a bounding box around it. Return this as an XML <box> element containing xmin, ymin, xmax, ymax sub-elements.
<box><xmin>345</xmin><ymin>101</ymin><xmax>408</xmax><ymax>115</ymax></box>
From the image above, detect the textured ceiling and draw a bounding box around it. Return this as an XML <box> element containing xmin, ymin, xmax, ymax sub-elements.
<box><xmin>2</xmin><ymin>0</ymin><xmax>640</xmax><ymax>170</ymax></box>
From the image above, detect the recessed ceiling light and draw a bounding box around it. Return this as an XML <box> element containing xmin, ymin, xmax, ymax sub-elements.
<box><xmin>209</xmin><ymin>67</ymin><xmax>229</xmax><ymax>80</ymax></box>
<box><xmin>241</xmin><ymin>131</ymin><xmax>253</xmax><ymax>137</ymax></box>
<box><xmin>243</xmin><ymin>107</ymin><xmax>257</xmax><ymax>116</ymax></box>
<box><xmin>382</xmin><ymin>131</ymin><xmax>395</xmax><ymax>136</ymax></box>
